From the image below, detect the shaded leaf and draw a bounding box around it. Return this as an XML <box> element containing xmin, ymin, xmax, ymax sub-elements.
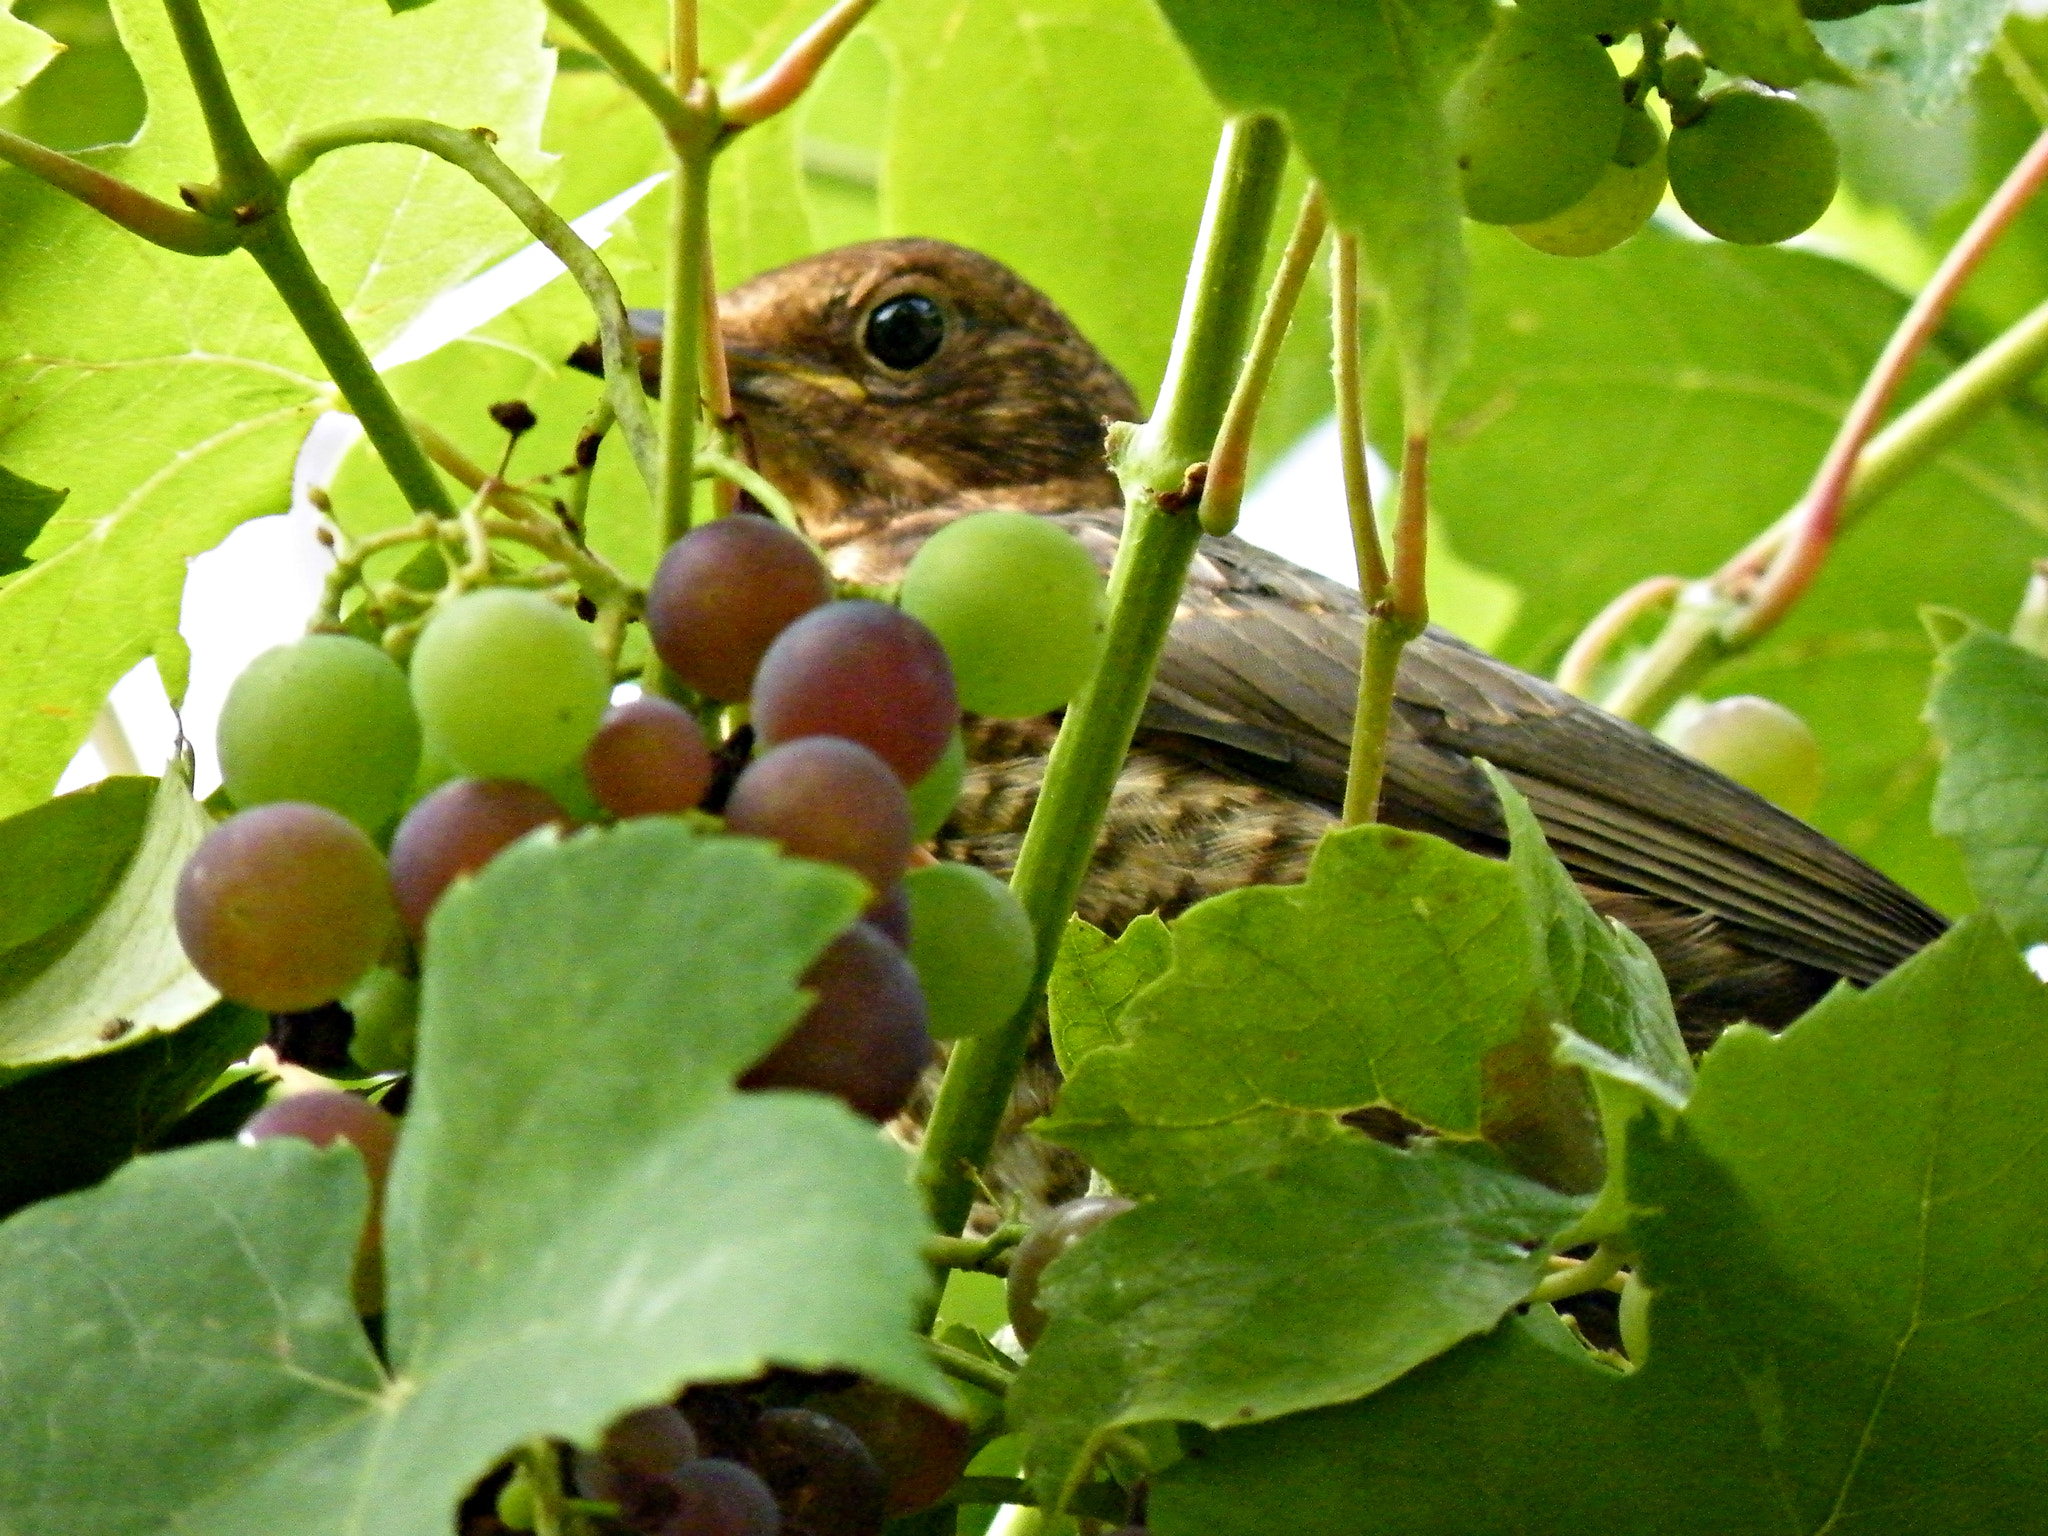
<box><xmin>1927</xmin><ymin>624</ymin><xmax>2048</xmax><ymax>943</ymax></box>
<box><xmin>0</xmin><ymin>462</ymin><xmax>64</xmax><ymax>575</ymax></box>
<box><xmin>1815</xmin><ymin>0</ymin><xmax>2011</xmax><ymax>120</ymax></box>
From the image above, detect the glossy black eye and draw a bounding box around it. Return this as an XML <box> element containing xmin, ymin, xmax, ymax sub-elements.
<box><xmin>863</xmin><ymin>294</ymin><xmax>945</xmax><ymax>371</ymax></box>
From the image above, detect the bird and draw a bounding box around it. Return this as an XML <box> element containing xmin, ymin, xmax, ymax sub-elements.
<box><xmin>575</xmin><ymin>237</ymin><xmax>1948</xmax><ymax>1056</ymax></box>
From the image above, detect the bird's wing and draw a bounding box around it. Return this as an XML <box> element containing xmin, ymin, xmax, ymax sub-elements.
<box><xmin>1051</xmin><ymin>508</ymin><xmax>1947</xmax><ymax>986</ymax></box>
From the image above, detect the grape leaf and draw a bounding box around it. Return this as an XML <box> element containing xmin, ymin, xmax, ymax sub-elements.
<box><xmin>1815</xmin><ymin>0</ymin><xmax>2010</xmax><ymax>121</ymax></box>
<box><xmin>0</xmin><ymin>5</ymin><xmax>57</xmax><ymax>106</ymax></box>
<box><xmin>1395</xmin><ymin>225</ymin><xmax>2048</xmax><ymax>910</ymax></box>
<box><xmin>0</xmin><ymin>996</ymin><xmax>264</xmax><ymax>1218</ymax></box>
<box><xmin>1040</xmin><ymin>780</ymin><xmax>1686</xmax><ymax>1198</ymax></box>
<box><xmin>1009</xmin><ymin>1137</ymin><xmax>1580</xmax><ymax>1512</ymax></box>
<box><xmin>1926</xmin><ymin>625</ymin><xmax>2048</xmax><ymax>944</ymax></box>
<box><xmin>1152</xmin><ymin>917</ymin><xmax>2048</xmax><ymax>1535</ymax></box>
<box><xmin>0</xmin><ymin>0</ymin><xmax>556</xmax><ymax>813</ymax></box>
<box><xmin>0</xmin><ymin>768</ymin><xmax>215</xmax><ymax>1075</ymax></box>
<box><xmin>0</xmin><ymin>817</ymin><xmax>948</xmax><ymax>1535</ymax></box>
<box><xmin>1671</xmin><ymin>0</ymin><xmax>1850</xmax><ymax>87</ymax></box>
<box><xmin>1046</xmin><ymin>913</ymin><xmax>1173</xmax><ymax>1075</ymax></box>
<box><xmin>1146</xmin><ymin>0</ymin><xmax>1491</xmax><ymax>420</ymax></box>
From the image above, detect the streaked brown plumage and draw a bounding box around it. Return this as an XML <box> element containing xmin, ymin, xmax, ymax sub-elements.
<box><xmin>582</xmin><ymin>237</ymin><xmax>1947</xmax><ymax>1057</ymax></box>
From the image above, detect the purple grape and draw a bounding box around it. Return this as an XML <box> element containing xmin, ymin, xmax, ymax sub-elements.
<box><xmin>751</xmin><ymin>603</ymin><xmax>957</xmax><ymax>785</ymax></box>
<box><xmin>585</xmin><ymin>696</ymin><xmax>716</xmax><ymax>818</ymax></box>
<box><xmin>739</xmin><ymin>923</ymin><xmax>933</xmax><ymax>1122</ymax></box>
<box><xmin>723</xmin><ymin>737</ymin><xmax>914</xmax><ymax>892</ymax></box>
<box><xmin>647</xmin><ymin>516</ymin><xmax>834</xmax><ymax>703</ymax></box>
<box><xmin>387</xmin><ymin>778</ymin><xmax>568</xmax><ymax>938</ymax></box>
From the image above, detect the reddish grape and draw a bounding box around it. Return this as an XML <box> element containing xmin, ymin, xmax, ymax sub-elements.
<box><xmin>577</xmin><ymin>1405</ymin><xmax>703</xmax><ymax>1529</ymax></box>
<box><xmin>668</xmin><ymin>1459</ymin><xmax>783</xmax><ymax>1536</ymax></box>
<box><xmin>1007</xmin><ymin>1195</ymin><xmax>1135</xmax><ymax>1349</ymax></box>
<box><xmin>241</xmin><ymin>1088</ymin><xmax>399</xmax><ymax>1314</ymax></box>
<box><xmin>176</xmin><ymin>803</ymin><xmax>395</xmax><ymax>1013</ymax></box>
<box><xmin>723</xmin><ymin>738</ymin><xmax>914</xmax><ymax>892</ymax></box>
<box><xmin>751</xmin><ymin>602</ymin><xmax>957</xmax><ymax>785</ymax></box>
<box><xmin>388</xmin><ymin>778</ymin><xmax>568</xmax><ymax>939</ymax></box>
<box><xmin>647</xmin><ymin>516</ymin><xmax>834</xmax><ymax>702</ymax></box>
<box><xmin>585</xmin><ymin>696</ymin><xmax>716</xmax><ymax>818</ymax></box>
<box><xmin>808</xmin><ymin>1385</ymin><xmax>970</xmax><ymax>1516</ymax></box>
<box><xmin>748</xmin><ymin>1408</ymin><xmax>886</xmax><ymax>1536</ymax></box>
<box><xmin>739</xmin><ymin>923</ymin><xmax>933</xmax><ymax>1122</ymax></box>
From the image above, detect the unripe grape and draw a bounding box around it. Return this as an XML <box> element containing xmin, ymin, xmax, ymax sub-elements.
<box><xmin>1448</xmin><ymin>9</ymin><xmax>1624</xmax><ymax>225</ymax></box>
<box><xmin>907</xmin><ymin>731</ymin><xmax>966</xmax><ymax>842</ymax></box>
<box><xmin>899</xmin><ymin>511</ymin><xmax>1106</xmax><ymax>718</ymax></box>
<box><xmin>1007</xmin><ymin>1195</ymin><xmax>1135</xmax><ymax>1349</ymax></box>
<box><xmin>1667</xmin><ymin>88</ymin><xmax>1838</xmax><ymax>245</ymax></box>
<box><xmin>739</xmin><ymin>923</ymin><xmax>933</xmax><ymax>1122</ymax></box>
<box><xmin>345</xmin><ymin>965</ymin><xmax>418</xmax><ymax>1074</ymax></box>
<box><xmin>409</xmin><ymin>588</ymin><xmax>611</xmax><ymax>782</ymax></box>
<box><xmin>647</xmin><ymin>515</ymin><xmax>835</xmax><ymax>702</ymax></box>
<box><xmin>495</xmin><ymin>1471</ymin><xmax>537</xmax><ymax>1532</ymax></box>
<box><xmin>1512</xmin><ymin>107</ymin><xmax>1666</xmax><ymax>257</ymax></box>
<box><xmin>388</xmin><ymin>778</ymin><xmax>569</xmax><ymax>939</ymax></box>
<box><xmin>217</xmin><ymin>634</ymin><xmax>422</xmax><ymax>834</ymax></box>
<box><xmin>1665</xmin><ymin>695</ymin><xmax>1823</xmax><ymax>818</ymax></box>
<box><xmin>753</xmin><ymin>602</ymin><xmax>957</xmax><ymax>785</ymax></box>
<box><xmin>903</xmin><ymin>863</ymin><xmax>1035</xmax><ymax>1040</ymax></box>
<box><xmin>724</xmin><ymin>737</ymin><xmax>916</xmax><ymax>892</ymax></box>
<box><xmin>584</xmin><ymin>695</ymin><xmax>715</xmax><ymax>818</ymax></box>
<box><xmin>176</xmin><ymin>803</ymin><xmax>394</xmax><ymax>1013</ymax></box>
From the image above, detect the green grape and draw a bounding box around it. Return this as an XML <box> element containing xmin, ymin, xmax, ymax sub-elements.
<box><xmin>1667</xmin><ymin>88</ymin><xmax>1838</xmax><ymax>245</ymax></box>
<box><xmin>1618</xmin><ymin>1270</ymin><xmax>1652</xmax><ymax>1363</ymax></box>
<box><xmin>345</xmin><ymin>965</ymin><xmax>417</xmax><ymax>1074</ymax></box>
<box><xmin>1511</xmin><ymin>107</ymin><xmax>1666</xmax><ymax>257</ymax></box>
<box><xmin>903</xmin><ymin>862</ymin><xmax>1036</xmax><ymax>1039</ymax></box>
<box><xmin>1664</xmin><ymin>694</ymin><xmax>1823</xmax><ymax>817</ymax></box>
<box><xmin>907</xmin><ymin>731</ymin><xmax>967</xmax><ymax>842</ymax></box>
<box><xmin>408</xmin><ymin>588</ymin><xmax>611</xmax><ymax>783</ymax></box>
<box><xmin>217</xmin><ymin>634</ymin><xmax>421</xmax><ymax>833</ymax></box>
<box><xmin>495</xmin><ymin>1469</ymin><xmax>537</xmax><ymax>1531</ymax></box>
<box><xmin>1447</xmin><ymin>9</ymin><xmax>1624</xmax><ymax>226</ymax></box>
<box><xmin>899</xmin><ymin>511</ymin><xmax>1105</xmax><ymax>718</ymax></box>
<box><xmin>1516</xmin><ymin>0</ymin><xmax>1657</xmax><ymax>37</ymax></box>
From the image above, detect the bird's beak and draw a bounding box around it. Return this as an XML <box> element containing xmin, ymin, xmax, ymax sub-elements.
<box><xmin>723</xmin><ymin>343</ymin><xmax>868</xmax><ymax>405</ymax></box>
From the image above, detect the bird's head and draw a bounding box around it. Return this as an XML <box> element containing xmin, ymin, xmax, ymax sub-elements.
<box><xmin>713</xmin><ymin>239</ymin><xmax>1138</xmax><ymax>549</ymax></box>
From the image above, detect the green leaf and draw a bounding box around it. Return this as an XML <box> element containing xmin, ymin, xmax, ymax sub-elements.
<box><xmin>0</xmin><ymin>6</ymin><xmax>58</xmax><ymax>106</ymax></box>
<box><xmin>0</xmin><ymin>817</ymin><xmax>948</xmax><ymax>1534</ymax></box>
<box><xmin>1148</xmin><ymin>0</ymin><xmax>1491</xmax><ymax>421</ymax></box>
<box><xmin>1400</xmin><ymin>225</ymin><xmax>2048</xmax><ymax>911</ymax></box>
<box><xmin>0</xmin><ymin>768</ymin><xmax>215</xmax><ymax>1074</ymax></box>
<box><xmin>0</xmin><ymin>997</ymin><xmax>264</xmax><ymax>1218</ymax></box>
<box><xmin>1927</xmin><ymin>625</ymin><xmax>2048</xmax><ymax>944</ymax></box>
<box><xmin>1671</xmin><ymin>0</ymin><xmax>1850</xmax><ymax>87</ymax></box>
<box><xmin>1815</xmin><ymin>0</ymin><xmax>2011</xmax><ymax>121</ymax></box>
<box><xmin>1042</xmin><ymin>780</ymin><xmax>1683</xmax><ymax>1198</ymax></box>
<box><xmin>1046</xmin><ymin>914</ymin><xmax>1173</xmax><ymax>1075</ymax></box>
<box><xmin>1153</xmin><ymin>917</ymin><xmax>2048</xmax><ymax>1534</ymax></box>
<box><xmin>1010</xmin><ymin>1137</ymin><xmax>1580</xmax><ymax>1511</ymax></box>
<box><xmin>0</xmin><ymin>0</ymin><xmax>556</xmax><ymax>812</ymax></box>
<box><xmin>0</xmin><ymin>461</ymin><xmax>64</xmax><ymax>576</ymax></box>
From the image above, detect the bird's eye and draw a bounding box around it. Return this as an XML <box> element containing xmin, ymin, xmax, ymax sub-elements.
<box><xmin>863</xmin><ymin>294</ymin><xmax>946</xmax><ymax>371</ymax></box>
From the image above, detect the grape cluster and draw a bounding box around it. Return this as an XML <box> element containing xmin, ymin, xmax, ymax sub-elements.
<box><xmin>181</xmin><ymin>507</ymin><xmax>1083</xmax><ymax>1124</ymax></box>
<box><xmin>1449</xmin><ymin>3</ymin><xmax>1849</xmax><ymax>256</ymax></box>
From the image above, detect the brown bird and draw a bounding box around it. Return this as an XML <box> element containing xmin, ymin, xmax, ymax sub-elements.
<box><xmin>579</xmin><ymin>237</ymin><xmax>1947</xmax><ymax>1054</ymax></box>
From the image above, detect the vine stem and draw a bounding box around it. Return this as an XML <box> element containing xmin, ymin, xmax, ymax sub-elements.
<box><xmin>1200</xmin><ymin>182</ymin><xmax>1327</xmax><ymax>536</ymax></box>
<box><xmin>911</xmin><ymin>115</ymin><xmax>1290</xmax><ymax>1254</ymax></box>
<box><xmin>1342</xmin><ymin>433</ymin><xmax>1430</xmax><ymax>824</ymax></box>
<box><xmin>1332</xmin><ymin>232</ymin><xmax>1389</xmax><ymax>604</ymax></box>
<box><xmin>0</xmin><ymin>128</ymin><xmax>236</xmax><ymax>253</ymax></box>
<box><xmin>155</xmin><ymin>0</ymin><xmax>455</xmax><ymax>516</ymax></box>
<box><xmin>271</xmin><ymin>119</ymin><xmax>660</xmax><ymax>499</ymax></box>
<box><xmin>1593</xmin><ymin>127</ymin><xmax>2048</xmax><ymax>724</ymax></box>
<box><xmin>1553</xmin><ymin>575</ymin><xmax>1682</xmax><ymax>696</ymax></box>
<box><xmin>722</xmin><ymin>0</ymin><xmax>882</xmax><ymax>128</ymax></box>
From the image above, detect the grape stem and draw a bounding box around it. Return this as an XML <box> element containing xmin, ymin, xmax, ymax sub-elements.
<box><xmin>910</xmin><ymin>115</ymin><xmax>1291</xmax><ymax>1255</ymax></box>
<box><xmin>0</xmin><ymin>128</ymin><xmax>236</xmax><ymax>254</ymax></box>
<box><xmin>1553</xmin><ymin>575</ymin><xmax>1683</xmax><ymax>698</ymax></box>
<box><xmin>1526</xmin><ymin>1242</ymin><xmax>1625</xmax><ymax>1305</ymax></box>
<box><xmin>1200</xmin><ymin>182</ymin><xmax>1329</xmax><ymax>535</ymax></box>
<box><xmin>924</xmin><ymin>1222</ymin><xmax>1028</xmax><ymax>1273</ymax></box>
<box><xmin>269</xmin><ymin>118</ymin><xmax>662</xmax><ymax>501</ymax></box>
<box><xmin>721</xmin><ymin>0</ymin><xmax>882</xmax><ymax>128</ymax></box>
<box><xmin>929</xmin><ymin>1338</ymin><xmax>1017</xmax><ymax>1398</ymax></box>
<box><xmin>514</xmin><ymin>1439</ymin><xmax>583</xmax><ymax>1536</ymax></box>
<box><xmin>1587</xmin><ymin>126</ymin><xmax>2048</xmax><ymax>725</ymax></box>
<box><xmin>153</xmin><ymin>0</ymin><xmax>457</xmax><ymax>519</ymax></box>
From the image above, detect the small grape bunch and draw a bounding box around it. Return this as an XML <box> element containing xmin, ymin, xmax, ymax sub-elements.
<box><xmin>178</xmin><ymin>507</ymin><xmax>1095</xmax><ymax>1123</ymax></box>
